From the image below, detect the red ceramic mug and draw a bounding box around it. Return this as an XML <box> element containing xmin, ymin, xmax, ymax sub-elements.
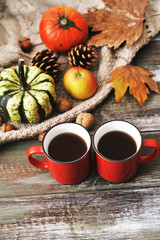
<box><xmin>93</xmin><ymin>120</ymin><xmax>160</xmax><ymax>183</ymax></box>
<box><xmin>27</xmin><ymin>123</ymin><xmax>91</xmax><ymax>184</ymax></box>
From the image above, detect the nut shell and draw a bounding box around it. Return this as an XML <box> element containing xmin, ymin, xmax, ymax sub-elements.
<box><xmin>20</xmin><ymin>37</ymin><xmax>32</xmax><ymax>53</ymax></box>
<box><xmin>56</xmin><ymin>97</ymin><xmax>72</xmax><ymax>112</ymax></box>
<box><xmin>38</xmin><ymin>132</ymin><xmax>46</xmax><ymax>142</ymax></box>
<box><xmin>76</xmin><ymin>112</ymin><xmax>94</xmax><ymax>130</ymax></box>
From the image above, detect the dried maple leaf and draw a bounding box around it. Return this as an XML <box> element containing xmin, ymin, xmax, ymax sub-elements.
<box><xmin>107</xmin><ymin>64</ymin><xmax>160</xmax><ymax>106</ymax></box>
<box><xmin>83</xmin><ymin>0</ymin><xmax>148</xmax><ymax>49</ymax></box>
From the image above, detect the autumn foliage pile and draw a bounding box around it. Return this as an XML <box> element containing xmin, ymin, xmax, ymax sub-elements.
<box><xmin>83</xmin><ymin>0</ymin><xmax>160</xmax><ymax>106</ymax></box>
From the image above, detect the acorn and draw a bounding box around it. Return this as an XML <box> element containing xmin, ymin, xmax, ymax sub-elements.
<box><xmin>19</xmin><ymin>37</ymin><xmax>32</xmax><ymax>53</ymax></box>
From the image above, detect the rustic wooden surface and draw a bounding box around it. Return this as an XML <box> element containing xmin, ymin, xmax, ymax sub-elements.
<box><xmin>0</xmin><ymin>34</ymin><xmax>160</xmax><ymax>239</ymax></box>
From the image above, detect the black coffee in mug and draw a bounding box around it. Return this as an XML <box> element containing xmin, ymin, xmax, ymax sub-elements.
<box><xmin>48</xmin><ymin>133</ymin><xmax>87</xmax><ymax>162</ymax></box>
<box><xmin>98</xmin><ymin>131</ymin><xmax>137</xmax><ymax>160</ymax></box>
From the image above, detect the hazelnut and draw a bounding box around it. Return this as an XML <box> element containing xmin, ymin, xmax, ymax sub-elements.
<box><xmin>38</xmin><ymin>132</ymin><xmax>46</xmax><ymax>142</ymax></box>
<box><xmin>56</xmin><ymin>97</ymin><xmax>72</xmax><ymax>112</ymax></box>
<box><xmin>76</xmin><ymin>112</ymin><xmax>94</xmax><ymax>130</ymax></box>
<box><xmin>19</xmin><ymin>37</ymin><xmax>32</xmax><ymax>53</ymax></box>
<box><xmin>0</xmin><ymin>123</ymin><xmax>14</xmax><ymax>132</ymax></box>
<box><xmin>6</xmin><ymin>124</ymin><xmax>14</xmax><ymax>132</ymax></box>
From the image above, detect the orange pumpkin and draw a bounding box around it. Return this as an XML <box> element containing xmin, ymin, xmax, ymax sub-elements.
<box><xmin>39</xmin><ymin>6</ymin><xmax>88</xmax><ymax>52</ymax></box>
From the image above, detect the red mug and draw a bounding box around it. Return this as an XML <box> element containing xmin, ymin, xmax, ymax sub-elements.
<box><xmin>27</xmin><ymin>123</ymin><xmax>91</xmax><ymax>184</ymax></box>
<box><xmin>93</xmin><ymin>120</ymin><xmax>160</xmax><ymax>183</ymax></box>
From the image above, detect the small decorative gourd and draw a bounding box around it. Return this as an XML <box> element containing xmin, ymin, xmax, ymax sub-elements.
<box><xmin>0</xmin><ymin>59</ymin><xmax>56</xmax><ymax>123</ymax></box>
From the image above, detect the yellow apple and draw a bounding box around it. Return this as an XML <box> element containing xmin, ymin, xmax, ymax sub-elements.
<box><xmin>63</xmin><ymin>67</ymin><xmax>97</xmax><ymax>100</ymax></box>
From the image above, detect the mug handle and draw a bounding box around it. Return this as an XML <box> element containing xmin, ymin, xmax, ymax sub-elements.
<box><xmin>27</xmin><ymin>145</ymin><xmax>49</xmax><ymax>169</ymax></box>
<box><xmin>140</xmin><ymin>139</ymin><xmax>160</xmax><ymax>164</ymax></box>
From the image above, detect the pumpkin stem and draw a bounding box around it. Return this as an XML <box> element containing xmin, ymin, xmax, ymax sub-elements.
<box><xmin>18</xmin><ymin>59</ymin><xmax>28</xmax><ymax>90</ymax></box>
<box><xmin>60</xmin><ymin>18</ymin><xmax>67</xmax><ymax>26</ymax></box>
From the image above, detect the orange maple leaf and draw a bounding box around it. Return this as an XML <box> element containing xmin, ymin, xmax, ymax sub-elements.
<box><xmin>107</xmin><ymin>64</ymin><xmax>160</xmax><ymax>106</ymax></box>
<box><xmin>84</xmin><ymin>0</ymin><xmax>148</xmax><ymax>49</ymax></box>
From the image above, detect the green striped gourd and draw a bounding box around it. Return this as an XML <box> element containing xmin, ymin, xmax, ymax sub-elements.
<box><xmin>0</xmin><ymin>59</ymin><xmax>56</xmax><ymax>123</ymax></box>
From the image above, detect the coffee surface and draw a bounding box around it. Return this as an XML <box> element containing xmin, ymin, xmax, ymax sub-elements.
<box><xmin>98</xmin><ymin>131</ymin><xmax>137</xmax><ymax>160</ymax></box>
<box><xmin>48</xmin><ymin>133</ymin><xmax>87</xmax><ymax>162</ymax></box>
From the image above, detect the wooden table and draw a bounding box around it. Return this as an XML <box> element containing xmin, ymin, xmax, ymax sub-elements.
<box><xmin>0</xmin><ymin>33</ymin><xmax>160</xmax><ymax>239</ymax></box>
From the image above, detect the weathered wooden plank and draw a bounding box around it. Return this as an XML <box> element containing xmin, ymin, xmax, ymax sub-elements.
<box><xmin>132</xmin><ymin>39</ymin><xmax>160</xmax><ymax>71</ymax></box>
<box><xmin>0</xmin><ymin>187</ymin><xmax>160</xmax><ymax>240</ymax></box>
<box><xmin>91</xmin><ymin>91</ymin><xmax>160</xmax><ymax>132</ymax></box>
<box><xmin>0</xmin><ymin>134</ymin><xmax>159</xmax><ymax>198</ymax></box>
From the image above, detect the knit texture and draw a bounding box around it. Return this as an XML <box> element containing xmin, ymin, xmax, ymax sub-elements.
<box><xmin>0</xmin><ymin>0</ymin><xmax>160</xmax><ymax>144</ymax></box>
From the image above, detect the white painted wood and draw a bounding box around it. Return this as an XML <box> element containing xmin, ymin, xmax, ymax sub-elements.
<box><xmin>0</xmin><ymin>188</ymin><xmax>160</xmax><ymax>239</ymax></box>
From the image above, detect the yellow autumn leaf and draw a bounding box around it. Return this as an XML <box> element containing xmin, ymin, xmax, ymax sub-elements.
<box><xmin>107</xmin><ymin>64</ymin><xmax>160</xmax><ymax>106</ymax></box>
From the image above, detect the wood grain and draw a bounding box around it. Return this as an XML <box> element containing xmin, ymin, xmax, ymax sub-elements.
<box><xmin>0</xmin><ymin>187</ymin><xmax>160</xmax><ymax>240</ymax></box>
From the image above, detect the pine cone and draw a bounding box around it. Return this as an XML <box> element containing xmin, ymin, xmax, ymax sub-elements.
<box><xmin>68</xmin><ymin>44</ymin><xmax>98</xmax><ymax>69</ymax></box>
<box><xmin>31</xmin><ymin>49</ymin><xmax>60</xmax><ymax>80</ymax></box>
